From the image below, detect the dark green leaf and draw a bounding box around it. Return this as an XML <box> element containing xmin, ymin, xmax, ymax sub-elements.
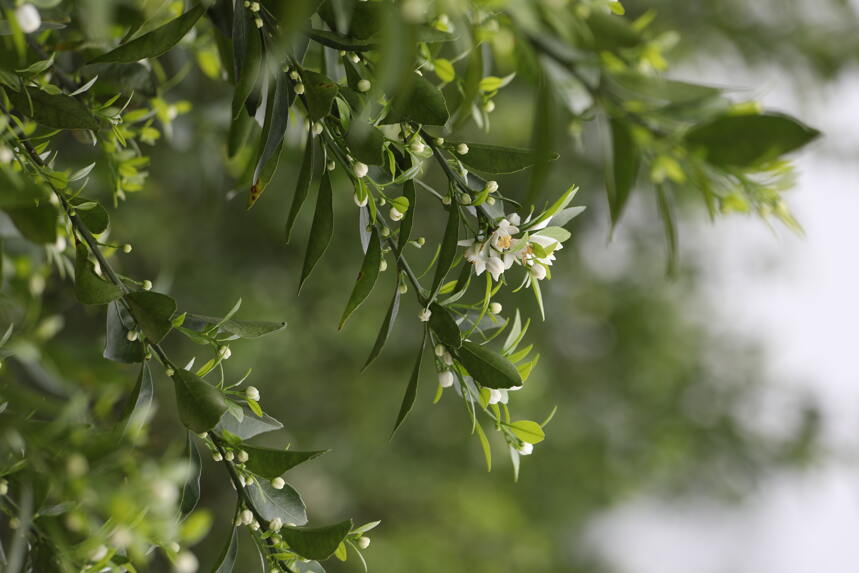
<box><xmin>430</xmin><ymin>204</ymin><xmax>459</xmax><ymax>296</ymax></box>
<box><xmin>280</xmin><ymin>520</ymin><xmax>353</xmax><ymax>561</ymax></box>
<box><xmin>211</xmin><ymin>525</ymin><xmax>238</xmax><ymax>573</ymax></box>
<box><xmin>299</xmin><ymin>171</ymin><xmax>334</xmax><ymax>292</ymax></box>
<box><xmin>104</xmin><ymin>301</ymin><xmax>144</xmax><ymax>363</ymax></box>
<box><xmin>585</xmin><ymin>11</ymin><xmax>642</xmax><ymax>51</ymax></box>
<box><xmin>253</xmin><ymin>71</ymin><xmax>292</xmax><ymax>191</ymax></box>
<box><xmin>227</xmin><ymin>106</ymin><xmax>254</xmax><ymax>158</ymax></box>
<box><xmin>126</xmin><ymin>291</ymin><xmax>176</xmax><ymax>344</ymax></box>
<box><xmin>171</xmin><ymin>368</ymin><xmax>228</xmax><ymax>433</ymax></box>
<box><xmin>685</xmin><ymin>112</ymin><xmax>821</xmax><ymax>168</ymax></box>
<box><xmin>655</xmin><ymin>184</ymin><xmax>678</xmax><ymax>275</ymax></box>
<box><xmin>215</xmin><ymin>405</ymin><xmax>283</xmax><ymax>440</ymax></box>
<box><xmin>243</xmin><ymin>446</ymin><xmax>327</xmax><ymax>479</ymax></box>
<box><xmin>286</xmin><ymin>131</ymin><xmax>316</xmax><ymax>243</ymax></box>
<box><xmin>307</xmin><ymin>29</ymin><xmax>378</xmax><ymax>52</ymax></box>
<box><xmin>396</xmin><ymin>157</ymin><xmax>416</xmax><ymax>255</ymax></box>
<box><xmin>179</xmin><ymin>433</ymin><xmax>202</xmax><ymax>516</ymax></box>
<box><xmin>190</xmin><ymin>315</ymin><xmax>287</xmax><ymax>339</ymax></box>
<box><xmin>428</xmin><ymin>303</ymin><xmax>461</xmax><ymax>349</ymax></box>
<box><xmin>89</xmin><ymin>4</ymin><xmax>206</xmax><ymax>64</ymax></box>
<box><xmin>362</xmin><ymin>284</ymin><xmax>400</xmax><ymax>371</ymax></box>
<box><xmin>6</xmin><ymin>202</ymin><xmax>57</xmax><ymax>244</ymax></box>
<box><xmin>338</xmin><ymin>228</ymin><xmax>381</xmax><ymax>329</ymax></box>
<box><xmin>453</xmin><ymin>142</ymin><xmax>558</xmax><ymax>175</ymax></box>
<box><xmin>68</xmin><ymin>198</ymin><xmax>109</xmax><ymax>235</ymax></box>
<box><xmin>121</xmin><ymin>362</ymin><xmax>154</xmax><ymax>431</ymax></box>
<box><xmin>382</xmin><ymin>74</ymin><xmax>450</xmax><ymax>126</ymax></box>
<box><xmin>457</xmin><ymin>340</ymin><xmax>522</xmax><ymax>389</ymax></box>
<box><xmin>74</xmin><ymin>244</ymin><xmax>122</xmax><ymax>305</ymax></box>
<box><xmin>392</xmin><ymin>329</ymin><xmax>426</xmax><ymax>436</ymax></box>
<box><xmin>606</xmin><ymin>117</ymin><xmax>640</xmax><ymax>224</ymax></box>
<box><xmin>344</xmin><ymin>124</ymin><xmax>385</xmax><ymax>166</ymax></box>
<box><xmin>231</xmin><ymin>21</ymin><xmax>261</xmax><ymax>119</ymax></box>
<box><xmin>245</xmin><ymin>479</ymin><xmax>307</xmax><ymax>526</ymax></box>
<box><xmin>349</xmin><ymin>1</ymin><xmax>384</xmax><ymax>39</ymax></box>
<box><xmin>301</xmin><ymin>69</ymin><xmax>338</xmax><ymax>121</ymax></box>
<box><xmin>6</xmin><ymin>87</ymin><xmax>102</xmax><ymax>130</ymax></box>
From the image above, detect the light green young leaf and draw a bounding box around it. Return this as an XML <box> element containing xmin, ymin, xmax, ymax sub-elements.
<box><xmin>508</xmin><ymin>420</ymin><xmax>545</xmax><ymax>444</ymax></box>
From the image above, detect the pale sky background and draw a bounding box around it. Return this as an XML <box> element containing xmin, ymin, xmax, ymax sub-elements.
<box><xmin>584</xmin><ymin>62</ymin><xmax>859</xmax><ymax>571</ymax></box>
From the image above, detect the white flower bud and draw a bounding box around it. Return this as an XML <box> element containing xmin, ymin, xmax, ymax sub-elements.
<box><xmin>438</xmin><ymin>370</ymin><xmax>454</xmax><ymax>388</ymax></box>
<box><xmin>225</xmin><ymin>451</ymin><xmax>235</xmax><ymax>462</ymax></box>
<box><xmin>198</xmin><ymin>432</ymin><xmax>208</xmax><ymax>439</ymax></box>
<box><xmin>289</xmin><ymin>70</ymin><xmax>300</xmax><ymax>80</ymax></box>
<box><xmin>165</xmin><ymin>367</ymin><xmax>175</xmax><ymax>377</ymax></box>
<box><xmin>518</xmin><ymin>442</ymin><xmax>534</xmax><ymax>456</ymax></box>
<box><xmin>250</xmin><ymin>520</ymin><xmax>260</xmax><ymax>531</ymax></box>
<box><xmin>327</xmin><ymin>160</ymin><xmax>336</xmax><ymax>171</ymax></box>
<box><xmin>357</xmin><ymin>536</ymin><xmax>371</xmax><ymax>549</ymax></box>
<box><xmin>379</xmin><ymin>260</ymin><xmax>388</xmax><ymax>272</ymax></box>
<box><xmin>245</xmin><ymin>476</ymin><xmax>255</xmax><ymax>486</ymax></box>
<box><xmin>241</xmin><ymin>509</ymin><xmax>254</xmax><ymax>524</ymax></box>
<box><xmin>269</xmin><ymin>518</ymin><xmax>283</xmax><ymax>531</ymax></box>
<box><xmin>0</xmin><ymin>147</ymin><xmax>13</xmax><ymax>164</ymax></box>
<box><xmin>531</xmin><ymin>264</ymin><xmax>547</xmax><ymax>281</ymax></box>
<box><xmin>381</xmin><ymin>226</ymin><xmax>391</xmax><ymax>237</ymax></box>
<box><xmin>434</xmin><ymin>137</ymin><xmax>445</xmax><ymax>146</ymax></box>
<box><xmin>254</xmin><ymin>17</ymin><xmax>263</xmax><ymax>29</ymax></box>
<box><xmin>15</xmin><ymin>4</ymin><xmax>40</xmax><ymax>34</ymax></box>
<box><xmin>459</xmin><ymin>193</ymin><xmax>472</xmax><ymax>205</ymax></box>
<box><xmin>175</xmin><ymin>551</ymin><xmax>199</xmax><ymax>573</ymax></box>
<box><xmin>250</xmin><ymin>2</ymin><xmax>261</xmax><ymax>12</ymax></box>
<box><xmin>456</xmin><ymin>143</ymin><xmax>469</xmax><ymax>155</ymax></box>
<box><xmin>398</xmin><ymin>283</ymin><xmax>408</xmax><ymax>294</ymax></box>
<box><xmin>434</xmin><ymin>344</ymin><xmax>445</xmax><ymax>357</ymax></box>
<box><xmin>442</xmin><ymin>352</ymin><xmax>453</xmax><ymax>366</ymax></box>
<box><xmin>212</xmin><ymin>452</ymin><xmax>223</xmax><ymax>462</ymax></box>
<box><xmin>89</xmin><ymin>545</ymin><xmax>108</xmax><ymax>562</ymax></box>
<box><xmin>142</xmin><ymin>280</ymin><xmax>153</xmax><ymax>291</ymax></box>
<box><xmin>442</xmin><ymin>196</ymin><xmax>452</xmax><ymax>205</ymax></box>
<box><xmin>245</xmin><ymin>386</ymin><xmax>260</xmax><ymax>401</ymax></box>
<box><xmin>484</xmin><ymin>180</ymin><xmax>498</xmax><ymax>193</ymax></box>
<box><xmin>218</xmin><ymin>346</ymin><xmax>232</xmax><ymax>360</ymax></box>
<box><xmin>312</xmin><ymin>122</ymin><xmax>324</xmax><ymax>135</ymax></box>
<box><xmin>353</xmin><ymin>161</ymin><xmax>369</xmax><ymax>178</ymax></box>
<box><xmin>353</xmin><ymin>192</ymin><xmax>368</xmax><ymax>207</ymax></box>
<box><xmin>408</xmin><ymin>139</ymin><xmax>425</xmax><ymax>154</ymax></box>
<box><xmin>0</xmin><ymin>480</ymin><xmax>7</xmax><ymax>495</ymax></box>
<box><xmin>486</xmin><ymin>196</ymin><xmax>496</xmax><ymax>205</ymax></box>
<box><xmin>271</xmin><ymin>477</ymin><xmax>286</xmax><ymax>490</ymax></box>
<box><xmin>126</xmin><ymin>330</ymin><xmax>139</xmax><ymax>342</ymax></box>
<box><xmin>418</xmin><ymin>307</ymin><xmax>432</xmax><ymax>322</ymax></box>
<box><xmin>389</xmin><ymin>207</ymin><xmax>404</xmax><ymax>221</ymax></box>
<box><xmin>294</xmin><ymin>82</ymin><xmax>305</xmax><ymax>95</ymax></box>
<box><xmin>484</xmin><ymin>100</ymin><xmax>496</xmax><ymax>113</ymax></box>
<box><xmin>357</xmin><ymin>79</ymin><xmax>372</xmax><ymax>93</ymax></box>
<box><xmin>489</xmin><ymin>302</ymin><xmax>502</xmax><ymax>314</ymax></box>
<box><xmin>417</xmin><ymin>237</ymin><xmax>426</xmax><ymax>246</ymax></box>
<box><xmin>122</xmin><ymin>243</ymin><xmax>133</xmax><ymax>253</ymax></box>
<box><xmin>237</xmin><ymin>450</ymin><xmax>249</xmax><ymax>463</ymax></box>
<box><xmin>349</xmin><ymin>53</ymin><xmax>361</xmax><ymax>64</ymax></box>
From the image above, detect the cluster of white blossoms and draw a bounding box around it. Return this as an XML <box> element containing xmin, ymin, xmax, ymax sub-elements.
<box><xmin>459</xmin><ymin>212</ymin><xmax>567</xmax><ymax>284</ymax></box>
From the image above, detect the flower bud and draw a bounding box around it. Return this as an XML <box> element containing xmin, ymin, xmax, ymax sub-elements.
<box><xmin>486</xmin><ymin>196</ymin><xmax>496</xmax><ymax>205</ymax></box>
<box><xmin>353</xmin><ymin>161</ymin><xmax>369</xmax><ymax>178</ymax></box>
<box><xmin>398</xmin><ymin>283</ymin><xmax>408</xmax><ymax>294</ymax></box>
<box><xmin>381</xmin><ymin>226</ymin><xmax>391</xmax><ymax>237</ymax></box>
<box><xmin>349</xmin><ymin>53</ymin><xmax>361</xmax><ymax>64</ymax></box>
<box><xmin>240</xmin><ymin>509</ymin><xmax>254</xmax><ymax>525</ymax></box>
<box><xmin>126</xmin><ymin>330</ymin><xmax>139</xmax><ymax>342</ymax></box>
<box><xmin>442</xmin><ymin>196</ymin><xmax>452</xmax><ymax>205</ymax></box>
<box><xmin>142</xmin><ymin>280</ymin><xmax>153</xmax><ymax>291</ymax></box>
<box><xmin>0</xmin><ymin>479</ymin><xmax>7</xmax><ymax>495</ymax></box>
<box><xmin>212</xmin><ymin>452</ymin><xmax>223</xmax><ymax>462</ymax></box>
<box><xmin>489</xmin><ymin>302</ymin><xmax>502</xmax><ymax>314</ymax></box>
<box><xmin>269</xmin><ymin>517</ymin><xmax>283</xmax><ymax>531</ymax></box>
<box><xmin>357</xmin><ymin>536</ymin><xmax>371</xmax><ymax>549</ymax></box>
<box><xmin>456</xmin><ymin>143</ymin><xmax>469</xmax><ymax>155</ymax></box>
<box><xmin>518</xmin><ymin>442</ymin><xmax>534</xmax><ymax>456</ymax></box>
<box><xmin>484</xmin><ymin>100</ymin><xmax>496</xmax><ymax>113</ymax></box>
<box><xmin>418</xmin><ymin>307</ymin><xmax>432</xmax><ymax>322</ymax></box>
<box><xmin>312</xmin><ymin>122</ymin><xmax>324</xmax><ymax>135</ymax></box>
<box><xmin>357</xmin><ymin>79</ymin><xmax>372</xmax><ymax>93</ymax></box>
<box><xmin>254</xmin><ymin>17</ymin><xmax>263</xmax><ymax>29</ymax></box>
<box><xmin>379</xmin><ymin>260</ymin><xmax>388</xmax><ymax>272</ymax></box>
<box><xmin>225</xmin><ymin>451</ymin><xmax>235</xmax><ymax>462</ymax></box>
<box><xmin>175</xmin><ymin>551</ymin><xmax>198</xmax><ymax>573</ymax></box>
<box><xmin>438</xmin><ymin>370</ymin><xmax>454</xmax><ymax>388</ymax></box>
<box><xmin>218</xmin><ymin>346</ymin><xmax>232</xmax><ymax>360</ymax></box>
<box><xmin>15</xmin><ymin>4</ymin><xmax>40</xmax><ymax>34</ymax></box>
<box><xmin>245</xmin><ymin>476</ymin><xmax>255</xmax><ymax>486</ymax></box>
<box><xmin>353</xmin><ymin>192</ymin><xmax>368</xmax><ymax>207</ymax></box>
<box><xmin>389</xmin><ymin>207</ymin><xmax>404</xmax><ymax>221</ymax></box>
<box><xmin>459</xmin><ymin>193</ymin><xmax>472</xmax><ymax>205</ymax></box>
<box><xmin>250</xmin><ymin>2</ymin><xmax>260</xmax><ymax>12</ymax></box>
<box><xmin>442</xmin><ymin>352</ymin><xmax>453</xmax><ymax>366</ymax></box>
<box><xmin>408</xmin><ymin>139</ymin><xmax>426</xmax><ymax>154</ymax></box>
<box><xmin>237</xmin><ymin>450</ymin><xmax>249</xmax><ymax>463</ymax></box>
<box><xmin>484</xmin><ymin>180</ymin><xmax>498</xmax><ymax>193</ymax></box>
<box><xmin>531</xmin><ymin>264</ymin><xmax>547</xmax><ymax>281</ymax></box>
<box><xmin>417</xmin><ymin>237</ymin><xmax>426</xmax><ymax>246</ymax></box>
<box><xmin>271</xmin><ymin>477</ymin><xmax>286</xmax><ymax>490</ymax></box>
<box><xmin>327</xmin><ymin>160</ymin><xmax>336</xmax><ymax>171</ymax></box>
<box><xmin>245</xmin><ymin>386</ymin><xmax>260</xmax><ymax>401</ymax></box>
<box><xmin>294</xmin><ymin>82</ymin><xmax>305</xmax><ymax>95</ymax></box>
<box><xmin>122</xmin><ymin>243</ymin><xmax>133</xmax><ymax>253</ymax></box>
<box><xmin>165</xmin><ymin>367</ymin><xmax>175</xmax><ymax>377</ymax></box>
<box><xmin>289</xmin><ymin>70</ymin><xmax>300</xmax><ymax>80</ymax></box>
<box><xmin>434</xmin><ymin>344</ymin><xmax>445</xmax><ymax>357</ymax></box>
<box><xmin>250</xmin><ymin>520</ymin><xmax>260</xmax><ymax>531</ymax></box>
<box><xmin>434</xmin><ymin>137</ymin><xmax>445</xmax><ymax>146</ymax></box>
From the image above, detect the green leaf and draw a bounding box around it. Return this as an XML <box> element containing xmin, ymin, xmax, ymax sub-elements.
<box><xmin>215</xmin><ymin>405</ymin><xmax>283</xmax><ymax>440</ymax></box>
<box><xmin>457</xmin><ymin>340</ymin><xmax>522</xmax><ymax>389</ymax></box>
<box><xmin>74</xmin><ymin>244</ymin><xmax>122</xmax><ymax>305</ymax></box>
<box><xmin>252</xmin><ymin>70</ymin><xmax>292</xmax><ymax>197</ymax></box>
<box><xmin>231</xmin><ymin>20</ymin><xmax>261</xmax><ymax>119</ymax></box>
<box><xmin>243</xmin><ymin>447</ymin><xmax>328</xmax><ymax>480</ymax></box>
<box><xmin>179</xmin><ymin>433</ymin><xmax>202</xmax><ymax>516</ymax></box>
<box><xmin>104</xmin><ymin>301</ymin><xmax>144</xmax><ymax>363</ymax></box>
<box><xmin>362</xmin><ymin>285</ymin><xmax>400</xmax><ymax>371</ymax></box>
<box><xmin>189</xmin><ymin>315</ymin><xmax>287</xmax><ymax>339</ymax></box>
<box><xmin>68</xmin><ymin>198</ymin><xmax>109</xmax><ymax>235</ymax></box>
<box><xmin>474</xmin><ymin>422</ymin><xmax>492</xmax><ymax>471</ymax></box>
<box><xmin>607</xmin><ymin>72</ymin><xmax>722</xmax><ymax>106</ymax></box>
<box><xmin>452</xmin><ymin>142</ymin><xmax>558</xmax><ymax>175</ymax></box>
<box><xmin>301</xmin><ymin>70</ymin><xmax>338</xmax><ymax>122</ymax></box>
<box><xmin>6</xmin><ymin>87</ymin><xmax>102</xmax><ymax>130</ymax></box>
<box><xmin>125</xmin><ymin>291</ymin><xmax>176</xmax><ymax>344</ymax></box>
<box><xmin>280</xmin><ymin>520</ymin><xmax>353</xmax><ymax>561</ymax></box>
<box><xmin>392</xmin><ymin>330</ymin><xmax>427</xmax><ymax>436</ymax></box>
<box><xmin>382</xmin><ymin>74</ymin><xmax>450</xmax><ymax>126</ymax></box>
<box><xmin>434</xmin><ymin>58</ymin><xmax>455</xmax><ymax>83</ymax></box>
<box><xmin>121</xmin><ymin>362</ymin><xmax>154</xmax><ymax>434</ymax></box>
<box><xmin>299</xmin><ymin>171</ymin><xmax>334</xmax><ymax>292</ymax></box>
<box><xmin>307</xmin><ymin>29</ymin><xmax>378</xmax><ymax>52</ymax></box>
<box><xmin>585</xmin><ymin>10</ymin><xmax>642</xmax><ymax>51</ymax></box>
<box><xmin>430</xmin><ymin>204</ymin><xmax>459</xmax><ymax>296</ymax></box>
<box><xmin>89</xmin><ymin>3</ymin><xmax>206</xmax><ymax>64</ymax></box>
<box><xmin>396</xmin><ymin>178</ymin><xmax>416</xmax><ymax>255</ymax></box>
<box><xmin>6</xmin><ymin>202</ymin><xmax>57</xmax><ymax>244</ymax></box>
<box><xmin>211</xmin><ymin>525</ymin><xmax>238</xmax><ymax>573</ymax></box>
<box><xmin>345</xmin><ymin>124</ymin><xmax>385</xmax><ymax>166</ymax></box>
<box><xmin>338</xmin><ymin>228</ymin><xmax>381</xmax><ymax>330</ymax></box>
<box><xmin>685</xmin><ymin>112</ymin><xmax>820</xmax><ymax>168</ymax></box>
<box><xmin>606</xmin><ymin>117</ymin><xmax>640</xmax><ymax>224</ymax></box>
<box><xmin>428</xmin><ymin>303</ymin><xmax>461</xmax><ymax>349</ymax></box>
<box><xmin>508</xmin><ymin>420</ymin><xmax>545</xmax><ymax>444</ymax></box>
<box><xmin>171</xmin><ymin>368</ymin><xmax>228</xmax><ymax>433</ymax></box>
<box><xmin>245</xmin><ymin>479</ymin><xmax>307</xmax><ymax>526</ymax></box>
<box><xmin>655</xmin><ymin>183</ymin><xmax>678</xmax><ymax>275</ymax></box>
<box><xmin>285</xmin><ymin>132</ymin><xmax>316</xmax><ymax>244</ymax></box>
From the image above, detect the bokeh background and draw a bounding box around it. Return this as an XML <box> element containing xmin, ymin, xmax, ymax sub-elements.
<box><xmin>35</xmin><ymin>0</ymin><xmax>859</xmax><ymax>571</ymax></box>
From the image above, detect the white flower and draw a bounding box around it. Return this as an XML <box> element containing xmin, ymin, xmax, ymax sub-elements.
<box><xmin>418</xmin><ymin>307</ymin><xmax>432</xmax><ymax>322</ymax></box>
<box><xmin>485</xmin><ymin>256</ymin><xmax>505</xmax><ymax>282</ymax></box>
<box><xmin>271</xmin><ymin>477</ymin><xmax>285</xmax><ymax>490</ymax></box>
<box><xmin>245</xmin><ymin>386</ymin><xmax>260</xmax><ymax>401</ymax></box>
<box><xmin>434</xmin><ymin>344</ymin><xmax>445</xmax><ymax>357</ymax></box>
<box><xmin>489</xmin><ymin>302</ymin><xmax>502</xmax><ymax>314</ymax></box>
<box><xmin>490</xmin><ymin>218</ymin><xmax>519</xmax><ymax>251</ymax></box>
<box><xmin>517</xmin><ymin>442</ymin><xmax>534</xmax><ymax>455</ymax></box>
<box><xmin>530</xmin><ymin>263</ymin><xmax>547</xmax><ymax>281</ymax></box>
<box><xmin>484</xmin><ymin>100</ymin><xmax>496</xmax><ymax>113</ymax></box>
<box><xmin>488</xmin><ymin>385</ymin><xmax>522</xmax><ymax>405</ymax></box>
<box><xmin>240</xmin><ymin>509</ymin><xmax>254</xmax><ymax>524</ymax></box>
<box><xmin>126</xmin><ymin>330</ymin><xmax>139</xmax><ymax>342</ymax></box>
<box><xmin>269</xmin><ymin>518</ymin><xmax>283</xmax><ymax>531</ymax></box>
<box><xmin>353</xmin><ymin>161</ymin><xmax>369</xmax><ymax>178</ymax></box>
<box><xmin>174</xmin><ymin>551</ymin><xmax>198</xmax><ymax>573</ymax></box>
<box><xmin>15</xmin><ymin>4</ymin><xmax>40</xmax><ymax>34</ymax></box>
<box><xmin>218</xmin><ymin>346</ymin><xmax>232</xmax><ymax>360</ymax></box>
<box><xmin>408</xmin><ymin>139</ymin><xmax>425</xmax><ymax>153</ymax></box>
<box><xmin>353</xmin><ymin>192</ymin><xmax>368</xmax><ymax>207</ymax></box>
<box><xmin>212</xmin><ymin>452</ymin><xmax>223</xmax><ymax>462</ymax></box>
<box><xmin>357</xmin><ymin>536</ymin><xmax>371</xmax><ymax>549</ymax></box>
<box><xmin>456</xmin><ymin>143</ymin><xmax>469</xmax><ymax>155</ymax></box>
<box><xmin>438</xmin><ymin>371</ymin><xmax>454</xmax><ymax>388</ymax></box>
<box><xmin>357</xmin><ymin>79</ymin><xmax>372</xmax><ymax>92</ymax></box>
<box><xmin>389</xmin><ymin>207</ymin><xmax>404</xmax><ymax>221</ymax></box>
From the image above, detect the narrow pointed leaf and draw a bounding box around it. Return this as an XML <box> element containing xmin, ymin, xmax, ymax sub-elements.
<box><xmin>286</xmin><ymin>131</ymin><xmax>316</xmax><ymax>243</ymax></box>
<box><xmin>6</xmin><ymin>87</ymin><xmax>102</xmax><ymax>131</ymax></box>
<box><xmin>607</xmin><ymin>117</ymin><xmax>640</xmax><ymax>224</ymax></box>
<box><xmin>89</xmin><ymin>4</ymin><xmax>206</xmax><ymax>64</ymax></box>
<box><xmin>74</xmin><ymin>244</ymin><xmax>122</xmax><ymax>305</ymax></box>
<box><xmin>126</xmin><ymin>291</ymin><xmax>176</xmax><ymax>344</ymax></box>
<box><xmin>215</xmin><ymin>405</ymin><xmax>283</xmax><ymax>440</ymax></box>
<box><xmin>179</xmin><ymin>433</ymin><xmax>202</xmax><ymax>516</ymax></box>
<box><xmin>231</xmin><ymin>22</ymin><xmax>261</xmax><ymax>119</ymax></box>
<box><xmin>362</xmin><ymin>285</ymin><xmax>400</xmax><ymax>370</ymax></box>
<box><xmin>392</xmin><ymin>330</ymin><xmax>427</xmax><ymax>435</ymax></box>
<box><xmin>301</xmin><ymin>70</ymin><xmax>338</xmax><ymax>121</ymax></box>
<box><xmin>280</xmin><ymin>520</ymin><xmax>353</xmax><ymax>561</ymax></box>
<box><xmin>428</xmin><ymin>303</ymin><xmax>461</xmax><ymax>348</ymax></box>
<box><xmin>396</xmin><ymin>175</ymin><xmax>416</xmax><ymax>255</ymax></box>
<box><xmin>243</xmin><ymin>447</ymin><xmax>328</xmax><ymax>479</ymax></box>
<box><xmin>452</xmin><ymin>142</ymin><xmax>558</xmax><ymax>175</ymax></box>
<box><xmin>338</xmin><ymin>228</ymin><xmax>381</xmax><ymax>329</ymax></box>
<box><xmin>121</xmin><ymin>362</ymin><xmax>154</xmax><ymax>433</ymax></box>
<box><xmin>457</xmin><ymin>340</ymin><xmax>522</xmax><ymax>389</ymax></box>
<box><xmin>299</xmin><ymin>171</ymin><xmax>334</xmax><ymax>291</ymax></box>
<box><xmin>430</xmin><ymin>205</ymin><xmax>459</xmax><ymax>297</ymax></box>
<box><xmin>171</xmin><ymin>368</ymin><xmax>228</xmax><ymax>433</ymax></box>
<box><xmin>104</xmin><ymin>301</ymin><xmax>144</xmax><ymax>363</ymax></box>
<box><xmin>211</xmin><ymin>525</ymin><xmax>238</xmax><ymax>573</ymax></box>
